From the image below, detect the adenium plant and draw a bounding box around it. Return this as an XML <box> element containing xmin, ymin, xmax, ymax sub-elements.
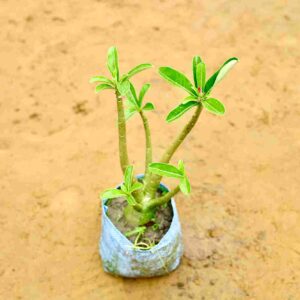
<box><xmin>90</xmin><ymin>47</ymin><xmax>238</xmax><ymax>227</ymax></box>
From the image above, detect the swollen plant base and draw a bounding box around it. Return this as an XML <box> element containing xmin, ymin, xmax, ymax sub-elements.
<box><xmin>100</xmin><ymin>183</ymin><xmax>184</xmax><ymax>278</ymax></box>
<box><xmin>107</xmin><ymin>197</ymin><xmax>173</xmax><ymax>244</ymax></box>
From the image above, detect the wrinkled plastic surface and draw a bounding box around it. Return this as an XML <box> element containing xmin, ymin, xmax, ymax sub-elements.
<box><xmin>99</xmin><ymin>182</ymin><xmax>184</xmax><ymax>278</ymax></box>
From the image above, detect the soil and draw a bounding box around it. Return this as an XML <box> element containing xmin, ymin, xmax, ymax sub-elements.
<box><xmin>1</xmin><ymin>1</ymin><xmax>300</xmax><ymax>299</ymax></box>
<box><xmin>106</xmin><ymin>196</ymin><xmax>173</xmax><ymax>245</ymax></box>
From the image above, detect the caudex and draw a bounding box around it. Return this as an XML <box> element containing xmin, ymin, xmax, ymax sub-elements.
<box><xmin>90</xmin><ymin>47</ymin><xmax>238</xmax><ymax>228</ymax></box>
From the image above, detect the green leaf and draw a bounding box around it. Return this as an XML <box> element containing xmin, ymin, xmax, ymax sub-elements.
<box><xmin>125</xmin><ymin>108</ymin><xmax>137</xmax><ymax>121</ymax></box>
<box><xmin>166</xmin><ymin>101</ymin><xmax>199</xmax><ymax>123</ymax></box>
<box><xmin>124</xmin><ymin>165</ymin><xmax>133</xmax><ymax>188</ymax></box>
<box><xmin>127</xmin><ymin>63</ymin><xmax>153</xmax><ymax>79</ymax></box>
<box><xmin>125</xmin><ymin>194</ymin><xmax>137</xmax><ymax>206</ymax></box>
<box><xmin>149</xmin><ymin>162</ymin><xmax>183</xmax><ymax>179</ymax></box>
<box><xmin>177</xmin><ymin>160</ymin><xmax>191</xmax><ymax>195</ymax></box>
<box><xmin>143</xmin><ymin>102</ymin><xmax>155</xmax><ymax>111</ymax></box>
<box><xmin>130</xmin><ymin>83</ymin><xmax>138</xmax><ymax>101</ymax></box>
<box><xmin>107</xmin><ymin>46</ymin><xmax>119</xmax><ymax>80</ymax></box>
<box><xmin>180</xmin><ymin>176</ymin><xmax>191</xmax><ymax>195</ymax></box>
<box><xmin>89</xmin><ymin>76</ymin><xmax>114</xmax><ymax>85</ymax></box>
<box><xmin>177</xmin><ymin>160</ymin><xmax>185</xmax><ymax>173</ymax></box>
<box><xmin>215</xmin><ymin>57</ymin><xmax>239</xmax><ymax>84</ymax></box>
<box><xmin>192</xmin><ymin>86</ymin><xmax>199</xmax><ymax>95</ymax></box>
<box><xmin>130</xmin><ymin>182</ymin><xmax>144</xmax><ymax>193</ymax></box>
<box><xmin>202</xmin><ymin>98</ymin><xmax>225</xmax><ymax>115</ymax></box>
<box><xmin>192</xmin><ymin>56</ymin><xmax>201</xmax><ymax>87</ymax></box>
<box><xmin>159</xmin><ymin>67</ymin><xmax>197</xmax><ymax>97</ymax></box>
<box><xmin>101</xmin><ymin>188</ymin><xmax>126</xmax><ymax>199</ymax></box>
<box><xmin>120</xmin><ymin>74</ymin><xmax>129</xmax><ymax>82</ymax></box>
<box><xmin>139</xmin><ymin>83</ymin><xmax>151</xmax><ymax>105</ymax></box>
<box><xmin>125</xmin><ymin>83</ymin><xmax>139</xmax><ymax>108</ymax></box>
<box><xmin>204</xmin><ymin>57</ymin><xmax>238</xmax><ymax>93</ymax></box>
<box><xmin>196</xmin><ymin>62</ymin><xmax>206</xmax><ymax>90</ymax></box>
<box><xmin>120</xmin><ymin>184</ymin><xmax>128</xmax><ymax>193</ymax></box>
<box><xmin>182</xmin><ymin>95</ymin><xmax>198</xmax><ymax>104</ymax></box>
<box><xmin>117</xmin><ymin>80</ymin><xmax>130</xmax><ymax>96</ymax></box>
<box><xmin>95</xmin><ymin>84</ymin><xmax>114</xmax><ymax>93</ymax></box>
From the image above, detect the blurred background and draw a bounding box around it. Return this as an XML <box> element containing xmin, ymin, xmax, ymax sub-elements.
<box><xmin>0</xmin><ymin>0</ymin><xmax>299</xmax><ymax>299</ymax></box>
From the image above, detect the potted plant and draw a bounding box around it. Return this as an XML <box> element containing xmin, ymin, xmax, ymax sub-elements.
<box><xmin>90</xmin><ymin>47</ymin><xmax>238</xmax><ymax>277</ymax></box>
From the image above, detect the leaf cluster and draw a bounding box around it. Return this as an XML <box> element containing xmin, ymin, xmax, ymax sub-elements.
<box><xmin>159</xmin><ymin>56</ymin><xmax>238</xmax><ymax>122</ymax></box>
<box><xmin>125</xmin><ymin>83</ymin><xmax>155</xmax><ymax>120</ymax></box>
<box><xmin>149</xmin><ymin>160</ymin><xmax>191</xmax><ymax>195</ymax></box>
<box><xmin>101</xmin><ymin>166</ymin><xmax>143</xmax><ymax>206</ymax></box>
<box><xmin>89</xmin><ymin>46</ymin><xmax>153</xmax><ymax>96</ymax></box>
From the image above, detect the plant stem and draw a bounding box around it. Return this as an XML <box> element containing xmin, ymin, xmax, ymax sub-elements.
<box><xmin>116</xmin><ymin>90</ymin><xmax>129</xmax><ymax>173</ymax></box>
<box><xmin>145</xmin><ymin>104</ymin><xmax>203</xmax><ymax>198</ymax></box>
<box><xmin>116</xmin><ymin>90</ymin><xmax>143</xmax><ymax>202</ymax></box>
<box><xmin>143</xmin><ymin>186</ymin><xmax>180</xmax><ymax>211</ymax></box>
<box><xmin>133</xmin><ymin>203</ymin><xmax>143</xmax><ymax>212</ymax></box>
<box><xmin>139</xmin><ymin>110</ymin><xmax>152</xmax><ymax>183</ymax></box>
<box><xmin>161</xmin><ymin>104</ymin><xmax>203</xmax><ymax>163</ymax></box>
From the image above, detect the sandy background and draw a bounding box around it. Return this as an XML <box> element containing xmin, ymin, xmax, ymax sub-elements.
<box><xmin>0</xmin><ymin>0</ymin><xmax>299</xmax><ymax>299</ymax></box>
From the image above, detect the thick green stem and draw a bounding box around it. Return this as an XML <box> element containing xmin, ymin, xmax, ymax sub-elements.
<box><xmin>116</xmin><ymin>90</ymin><xmax>143</xmax><ymax>202</ymax></box>
<box><xmin>143</xmin><ymin>186</ymin><xmax>180</xmax><ymax>211</ymax></box>
<box><xmin>160</xmin><ymin>104</ymin><xmax>203</xmax><ymax>163</ymax></box>
<box><xmin>116</xmin><ymin>91</ymin><xmax>129</xmax><ymax>173</ymax></box>
<box><xmin>133</xmin><ymin>203</ymin><xmax>143</xmax><ymax>212</ymax></box>
<box><xmin>139</xmin><ymin>110</ymin><xmax>152</xmax><ymax>183</ymax></box>
<box><xmin>145</xmin><ymin>104</ymin><xmax>203</xmax><ymax>198</ymax></box>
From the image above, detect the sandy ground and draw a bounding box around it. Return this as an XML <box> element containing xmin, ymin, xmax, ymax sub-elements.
<box><xmin>0</xmin><ymin>0</ymin><xmax>299</xmax><ymax>299</ymax></box>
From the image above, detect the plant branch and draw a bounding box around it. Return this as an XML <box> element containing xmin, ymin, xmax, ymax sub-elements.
<box><xmin>143</xmin><ymin>186</ymin><xmax>180</xmax><ymax>211</ymax></box>
<box><xmin>144</xmin><ymin>104</ymin><xmax>203</xmax><ymax>198</ymax></box>
<box><xmin>116</xmin><ymin>90</ymin><xmax>130</xmax><ymax>173</ymax></box>
<box><xmin>133</xmin><ymin>203</ymin><xmax>143</xmax><ymax>212</ymax></box>
<box><xmin>116</xmin><ymin>90</ymin><xmax>144</xmax><ymax>202</ymax></box>
<box><xmin>161</xmin><ymin>104</ymin><xmax>203</xmax><ymax>163</ymax></box>
<box><xmin>139</xmin><ymin>110</ymin><xmax>152</xmax><ymax>182</ymax></box>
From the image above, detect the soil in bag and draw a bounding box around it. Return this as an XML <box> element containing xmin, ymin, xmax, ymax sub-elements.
<box><xmin>106</xmin><ymin>190</ymin><xmax>173</xmax><ymax>245</ymax></box>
